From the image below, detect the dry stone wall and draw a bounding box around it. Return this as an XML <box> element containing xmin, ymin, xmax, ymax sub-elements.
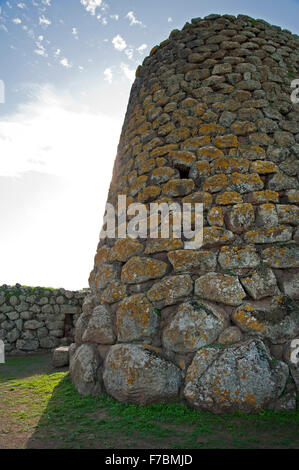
<box><xmin>70</xmin><ymin>14</ymin><xmax>299</xmax><ymax>413</ymax></box>
<box><xmin>0</xmin><ymin>285</ymin><xmax>87</xmax><ymax>354</ymax></box>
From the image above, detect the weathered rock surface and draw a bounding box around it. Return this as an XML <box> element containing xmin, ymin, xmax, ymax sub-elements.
<box><xmin>195</xmin><ymin>273</ymin><xmax>246</xmax><ymax>306</ymax></box>
<box><xmin>116</xmin><ymin>294</ymin><xmax>159</xmax><ymax>343</ymax></box>
<box><xmin>82</xmin><ymin>306</ymin><xmax>115</xmax><ymax>345</ymax></box>
<box><xmin>103</xmin><ymin>344</ymin><xmax>182</xmax><ymax>405</ymax></box>
<box><xmin>69</xmin><ymin>343</ymin><xmax>102</xmax><ymax>396</ymax></box>
<box><xmin>184</xmin><ymin>339</ymin><xmax>289</xmax><ymax>413</ymax></box>
<box><xmin>52</xmin><ymin>346</ymin><xmax>69</xmax><ymax>368</ymax></box>
<box><xmin>232</xmin><ymin>299</ymin><xmax>299</xmax><ymax>344</ymax></box>
<box><xmin>163</xmin><ymin>301</ymin><xmax>227</xmax><ymax>353</ymax></box>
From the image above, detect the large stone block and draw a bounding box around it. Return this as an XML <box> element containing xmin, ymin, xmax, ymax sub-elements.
<box><xmin>103</xmin><ymin>344</ymin><xmax>182</xmax><ymax>405</ymax></box>
<box><xmin>184</xmin><ymin>339</ymin><xmax>289</xmax><ymax>413</ymax></box>
<box><xmin>162</xmin><ymin>301</ymin><xmax>227</xmax><ymax>353</ymax></box>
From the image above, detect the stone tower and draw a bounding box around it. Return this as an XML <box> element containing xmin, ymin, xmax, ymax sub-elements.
<box><xmin>70</xmin><ymin>14</ymin><xmax>299</xmax><ymax>413</ymax></box>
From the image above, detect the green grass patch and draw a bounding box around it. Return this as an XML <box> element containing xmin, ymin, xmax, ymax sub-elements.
<box><xmin>0</xmin><ymin>354</ymin><xmax>298</xmax><ymax>449</ymax></box>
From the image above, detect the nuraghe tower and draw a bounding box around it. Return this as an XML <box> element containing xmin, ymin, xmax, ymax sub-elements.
<box><xmin>70</xmin><ymin>14</ymin><xmax>299</xmax><ymax>413</ymax></box>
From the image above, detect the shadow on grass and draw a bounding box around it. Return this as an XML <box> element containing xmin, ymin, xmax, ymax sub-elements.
<box><xmin>0</xmin><ymin>353</ymin><xmax>60</xmax><ymax>383</ymax></box>
<box><xmin>26</xmin><ymin>371</ymin><xmax>299</xmax><ymax>449</ymax></box>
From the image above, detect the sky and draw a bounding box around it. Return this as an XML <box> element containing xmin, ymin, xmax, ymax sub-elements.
<box><xmin>0</xmin><ymin>0</ymin><xmax>299</xmax><ymax>290</ymax></box>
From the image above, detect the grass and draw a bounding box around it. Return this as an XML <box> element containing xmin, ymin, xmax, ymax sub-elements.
<box><xmin>0</xmin><ymin>354</ymin><xmax>298</xmax><ymax>449</ymax></box>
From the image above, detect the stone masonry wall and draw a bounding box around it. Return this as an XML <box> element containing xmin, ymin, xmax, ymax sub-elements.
<box><xmin>0</xmin><ymin>285</ymin><xmax>88</xmax><ymax>354</ymax></box>
<box><xmin>70</xmin><ymin>14</ymin><xmax>299</xmax><ymax>413</ymax></box>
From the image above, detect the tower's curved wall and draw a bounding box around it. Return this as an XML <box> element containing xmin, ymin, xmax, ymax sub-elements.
<box><xmin>70</xmin><ymin>14</ymin><xmax>299</xmax><ymax>413</ymax></box>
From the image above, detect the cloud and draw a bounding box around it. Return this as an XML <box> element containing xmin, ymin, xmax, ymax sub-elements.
<box><xmin>17</xmin><ymin>3</ymin><xmax>26</xmax><ymax>8</ymax></box>
<box><xmin>34</xmin><ymin>41</ymin><xmax>48</xmax><ymax>57</ymax></box>
<box><xmin>0</xmin><ymin>84</ymin><xmax>122</xmax><ymax>289</ymax></box>
<box><xmin>168</xmin><ymin>17</ymin><xmax>173</xmax><ymax>22</ymax></box>
<box><xmin>126</xmin><ymin>11</ymin><xmax>144</xmax><ymax>27</ymax></box>
<box><xmin>60</xmin><ymin>57</ymin><xmax>72</xmax><ymax>68</ymax></box>
<box><xmin>72</xmin><ymin>27</ymin><xmax>78</xmax><ymax>39</ymax></box>
<box><xmin>0</xmin><ymin>25</ymin><xmax>8</xmax><ymax>32</ymax></box>
<box><xmin>54</xmin><ymin>48</ymin><xmax>61</xmax><ymax>56</ymax></box>
<box><xmin>42</xmin><ymin>0</ymin><xmax>51</xmax><ymax>5</ymax></box>
<box><xmin>137</xmin><ymin>43</ymin><xmax>147</xmax><ymax>54</ymax></box>
<box><xmin>104</xmin><ymin>67</ymin><xmax>113</xmax><ymax>84</ymax></box>
<box><xmin>120</xmin><ymin>63</ymin><xmax>135</xmax><ymax>82</ymax></box>
<box><xmin>39</xmin><ymin>15</ymin><xmax>51</xmax><ymax>27</ymax></box>
<box><xmin>12</xmin><ymin>18</ymin><xmax>22</xmax><ymax>24</ymax></box>
<box><xmin>80</xmin><ymin>0</ymin><xmax>102</xmax><ymax>16</ymax></box>
<box><xmin>112</xmin><ymin>34</ymin><xmax>126</xmax><ymax>51</ymax></box>
<box><xmin>110</xmin><ymin>14</ymin><xmax>119</xmax><ymax>20</ymax></box>
<box><xmin>125</xmin><ymin>48</ymin><xmax>134</xmax><ymax>60</ymax></box>
<box><xmin>0</xmin><ymin>84</ymin><xmax>120</xmax><ymax>179</ymax></box>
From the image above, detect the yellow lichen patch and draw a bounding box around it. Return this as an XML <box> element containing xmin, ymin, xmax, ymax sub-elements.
<box><xmin>192</xmin><ymin>161</ymin><xmax>211</xmax><ymax>176</ymax></box>
<box><xmin>212</xmin><ymin>157</ymin><xmax>250</xmax><ymax>174</ymax></box>
<box><xmin>244</xmin><ymin>225</ymin><xmax>292</xmax><ymax>244</ymax></box>
<box><xmin>251</xmin><ymin>190</ymin><xmax>279</xmax><ymax>203</ymax></box>
<box><xmin>198</xmin><ymin>123</ymin><xmax>225</xmax><ymax>136</ymax></box>
<box><xmin>166</xmin><ymin>127</ymin><xmax>191</xmax><ymax>143</ymax></box>
<box><xmin>286</xmin><ymin>190</ymin><xmax>299</xmax><ymax>204</ymax></box>
<box><xmin>137</xmin><ymin>185</ymin><xmax>161</xmax><ymax>203</ymax></box>
<box><xmin>94</xmin><ymin>246</ymin><xmax>110</xmax><ymax>266</ymax></box>
<box><xmin>231</xmin><ymin>172</ymin><xmax>264</xmax><ymax>191</ymax></box>
<box><xmin>203</xmin><ymin>174</ymin><xmax>228</xmax><ymax>193</ymax></box>
<box><xmin>182</xmin><ymin>191</ymin><xmax>213</xmax><ymax>208</ymax></box>
<box><xmin>251</xmin><ymin>160</ymin><xmax>279</xmax><ymax>174</ymax></box>
<box><xmin>150</xmin><ymin>144</ymin><xmax>178</xmax><ymax>158</ymax></box>
<box><xmin>137</xmin><ymin>158</ymin><xmax>156</xmax><ymax>175</ymax></box>
<box><xmin>277</xmin><ymin>204</ymin><xmax>299</xmax><ymax>225</ymax></box>
<box><xmin>168</xmin><ymin>249</ymin><xmax>216</xmax><ymax>272</ymax></box>
<box><xmin>144</xmin><ymin>137</ymin><xmax>163</xmax><ymax>152</ymax></box>
<box><xmin>181</xmin><ymin>97</ymin><xmax>199</xmax><ymax>108</ymax></box>
<box><xmin>109</xmin><ymin>239</ymin><xmax>144</xmax><ymax>262</ymax></box>
<box><xmin>129</xmin><ymin>175</ymin><xmax>148</xmax><ymax>196</ymax></box>
<box><xmin>231</xmin><ymin>121</ymin><xmax>257</xmax><ymax>135</ymax></box>
<box><xmin>233</xmin><ymin>304</ymin><xmax>266</xmax><ymax>332</ymax></box>
<box><xmin>216</xmin><ymin>191</ymin><xmax>243</xmax><ymax>205</ymax></box>
<box><xmin>202</xmin><ymin>227</ymin><xmax>234</xmax><ymax>246</ymax></box>
<box><xmin>197</xmin><ymin>146</ymin><xmax>224</xmax><ymax>161</ymax></box>
<box><xmin>145</xmin><ymin>238</ymin><xmax>183</xmax><ymax>254</ymax></box>
<box><xmin>181</xmin><ymin>136</ymin><xmax>211</xmax><ymax>150</ymax></box>
<box><xmin>101</xmin><ymin>282</ymin><xmax>127</xmax><ymax>304</ymax></box>
<box><xmin>214</xmin><ymin>134</ymin><xmax>238</xmax><ymax>148</ymax></box>
<box><xmin>207</xmin><ymin>206</ymin><xmax>224</xmax><ymax>226</ymax></box>
<box><xmin>157</xmin><ymin>122</ymin><xmax>175</xmax><ymax>136</ymax></box>
<box><xmin>162</xmin><ymin>178</ymin><xmax>195</xmax><ymax>197</ymax></box>
<box><xmin>169</xmin><ymin>150</ymin><xmax>196</xmax><ymax>167</ymax></box>
<box><xmin>121</xmin><ymin>256</ymin><xmax>168</xmax><ymax>284</ymax></box>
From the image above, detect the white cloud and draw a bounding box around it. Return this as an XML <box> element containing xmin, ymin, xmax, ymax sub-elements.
<box><xmin>34</xmin><ymin>41</ymin><xmax>47</xmax><ymax>57</ymax></box>
<box><xmin>72</xmin><ymin>27</ymin><xmax>78</xmax><ymax>39</ymax></box>
<box><xmin>0</xmin><ymin>84</ymin><xmax>122</xmax><ymax>289</ymax></box>
<box><xmin>137</xmin><ymin>43</ymin><xmax>147</xmax><ymax>54</ymax></box>
<box><xmin>110</xmin><ymin>14</ymin><xmax>119</xmax><ymax>20</ymax></box>
<box><xmin>42</xmin><ymin>0</ymin><xmax>51</xmax><ymax>5</ymax></box>
<box><xmin>39</xmin><ymin>15</ymin><xmax>51</xmax><ymax>27</ymax></box>
<box><xmin>104</xmin><ymin>67</ymin><xmax>113</xmax><ymax>84</ymax></box>
<box><xmin>120</xmin><ymin>63</ymin><xmax>135</xmax><ymax>82</ymax></box>
<box><xmin>80</xmin><ymin>0</ymin><xmax>102</xmax><ymax>16</ymax></box>
<box><xmin>112</xmin><ymin>34</ymin><xmax>126</xmax><ymax>52</ymax></box>
<box><xmin>126</xmin><ymin>11</ymin><xmax>144</xmax><ymax>27</ymax></box>
<box><xmin>168</xmin><ymin>17</ymin><xmax>173</xmax><ymax>22</ymax></box>
<box><xmin>12</xmin><ymin>18</ymin><xmax>22</xmax><ymax>24</ymax></box>
<box><xmin>17</xmin><ymin>2</ymin><xmax>26</xmax><ymax>8</ymax></box>
<box><xmin>78</xmin><ymin>65</ymin><xmax>84</xmax><ymax>71</ymax></box>
<box><xmin>54</xmin><ymin>48</ymin><xmax>61</xmax><ymax>56</ymax></box>
<box><xmin>125</xmin><ymin>48</ymin><xmax>134</xmax><ymax>60</ymax></box>
<box><xmin>60</xmin><ymin>57</ymin><xmax>72</xmax><ymax>68</ymax></box>
<box><xmin>0</xmin><ymin>25</ymin><xmax>8</xmax><ymax>32</ymax></box>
